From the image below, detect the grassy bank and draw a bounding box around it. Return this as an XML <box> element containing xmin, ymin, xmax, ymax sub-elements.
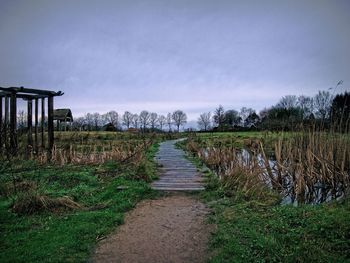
<box><xmin>180</xmin><ymin>132</ymin><xmax>350</xmax><ymax>262</ymax></box>
<box><xmin>203</xmin><ymin>180</ymin><xmax>350</xmax><ymax>263</ymax></box>
<box><xmin>0</xmin><ymin>138</ymin><xmax>160</xmax><ymax>262</ymax></box>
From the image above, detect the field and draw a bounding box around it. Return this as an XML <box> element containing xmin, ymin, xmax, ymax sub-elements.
<box><xmin>0</xmin><ymin>132</ymin><xmax>183</xmax><ymax>262</ymax></box>
<box><xmin>1</xmin><ymin>130</ymin><xmax>349</xmax><ymax>262</ymax></box>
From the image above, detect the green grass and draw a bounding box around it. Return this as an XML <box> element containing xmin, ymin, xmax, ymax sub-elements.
<box><xmin>0</xmin><ymin>140</ymin><xmax>160</xmax><ymax>262</ymax></box>
<box><xmin>202</xmin><ymin>185</ymin><xmax>350</xmax><ymax>263</ymax></box>
<box><xmin>180</xmin><ymin>135</ymin><xmax>350</xmax><ymax>263</ymax></box>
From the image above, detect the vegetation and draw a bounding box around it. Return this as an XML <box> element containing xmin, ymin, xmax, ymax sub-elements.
<box><xmin>0</xmin><ymin>132</ymin><xmax>167</xmax><ymax>262</ymax></box>
<box><xmin>179</xmin><ymin>131</ymin><xmax>350</xmax><ymax>262</ymax></box>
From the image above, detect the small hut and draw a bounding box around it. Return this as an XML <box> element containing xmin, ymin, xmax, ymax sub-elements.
<box><xmin>102</xmin><ymin>122</ymin><xmax>117</xmax><ymax>132</ymax></box>
<box><xmin>53</xmin><ymin>109</ymin><xmax>73</xmax><ymax>131</ymax></box>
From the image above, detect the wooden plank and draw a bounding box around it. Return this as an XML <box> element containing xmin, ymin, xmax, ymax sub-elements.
<box><xmin>34</xmin><ymin>98</ymin><xmax>38</xmax><ymax>153</ymax></box>
<box><xmin>27</xmin><ymin>100</ymin><xmax>33</xmax><ymax>153</ymax></box>
<box><xmin>151</xmin><ymin>140</ymin><xmax>205</xmax><ymax>191</ymax></box>
<box><xmin>47</xmin><ymin>96</ymin><xmax>54</xmax><ymax>159</ymax></box>
<box><xmin>10</xmin><ymin>93</ymin><xmax>17</xmax><ymax>153</ymax></box>
<box><xmin>41</xmin><ymin>98</ymin><xmax>45</xmax><ymax>148</ymax></box>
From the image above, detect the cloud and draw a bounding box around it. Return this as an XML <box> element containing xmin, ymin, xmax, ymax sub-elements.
<box><xmin>1</xmin><ymin>0</ymin><xmax>350</xmax><ymax>120</ymax></box>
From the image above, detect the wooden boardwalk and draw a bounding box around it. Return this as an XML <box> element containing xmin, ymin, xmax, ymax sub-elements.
<box><xmin>151</xmin><ymin>139</ymin><xmax>205</xmax><ymax>191</ymax></box>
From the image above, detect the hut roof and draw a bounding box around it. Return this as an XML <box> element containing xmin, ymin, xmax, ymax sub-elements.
<box><xmin>53</xmin><ymin>109</ymin><xmax>73</xmax><ymax>122</ymax></box>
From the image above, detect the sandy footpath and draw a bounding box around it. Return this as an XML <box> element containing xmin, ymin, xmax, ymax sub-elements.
<box><xmin>92</xmin><ymin>194</ymin><xmax>213</xmax><ymax>263</ymax></box>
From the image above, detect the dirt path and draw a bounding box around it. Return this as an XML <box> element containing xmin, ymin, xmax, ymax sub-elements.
<box><xmin>92</xmin><ymin>193</ymin><xmax>213</xmax><ymax>263</ymax></box>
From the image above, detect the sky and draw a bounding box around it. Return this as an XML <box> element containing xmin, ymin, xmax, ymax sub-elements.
<box><xmin>0</xmin><ymin>0</ymin><xmax>349</xmax><ymax>122</ymax></box>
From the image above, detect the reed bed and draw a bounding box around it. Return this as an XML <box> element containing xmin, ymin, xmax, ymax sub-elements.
<box><xmin>186</xmin><ymin>131</ymin><xmax>350</xmax><ymax>204</ymax></box>
<box><xmin>2</xmin><ymin>131</ymin><xmax>158</xmax><ymax>166</ymax></box>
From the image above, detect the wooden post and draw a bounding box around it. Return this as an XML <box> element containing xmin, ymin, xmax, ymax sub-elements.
<box><xmin>47</xmin><ymin>96</ymin><xmax>54</xmax><ymax>159</ymax></box>
<box><xmin>10</xmin><ymin>93</ymin><xmax>17</xmax><ymax>153</ymax></box>
<box><xmin>0</xmin><ymin>97</ymin><xmax>2</xmax><ymax>152</ymax></box>
<box><xmin>41</xmin><ymin>97</ymin><xmax>45</xmax><ymax>148</ymax></box>
<box><xmin>27</xmin><ymin>100</ymin><xmax>33</xmax><ymax>153</ymax></box>
<box><xmin>4</xmin><ymin>96</ymin><xmax>9</xmax><ymax>149</ymax></box>
<box><xmin>34</xmin><ymin>98</ymin><xmax>38</xmax><ymax>153</ymax></box>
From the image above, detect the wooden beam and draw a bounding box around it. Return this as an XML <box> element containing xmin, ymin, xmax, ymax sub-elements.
<box><xmin>10</xmin><ymin>93</ymin><xmax>17</xmax><ymax>153</ymax></box>
<box><xmin>27</xmin><ymin>100</ymin><xmax>33</xmax><ymax>154</ymax></box>
<box><xmin>41</xmin><ymin>98</ymin><xmax>45</xmax><ymax>148</ymax></box>
<box><xmin>0</xmin><ymin>87</ymin><xmax>63</xmax><ymax>97</ymax></box>
<box><xmin>47</xmin><ymin>96</ymin><xmax>54</xmax><ymax>159</ymax></box>
<box><xmin>0</xmin><ymin>92</ymin><xmax>47</xmax><ymax>100</ymax></box>
<box><xmin>34</xmin><ymin>98</ymin><xmax>38</xmax><ymax>153</ymax></box>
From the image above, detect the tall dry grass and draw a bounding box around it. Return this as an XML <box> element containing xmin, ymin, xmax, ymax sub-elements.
<box><xmin>186</xmin><ymin>130</ymin><xmax>350</xmax><ymax>204</ymax></box>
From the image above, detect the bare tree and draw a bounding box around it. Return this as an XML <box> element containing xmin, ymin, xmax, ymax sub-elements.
<box><xmin>92</xmin><ymin>112</ymin><xmax>102</xmax><ymax>130</ymax></box>
<box><xmin>314</xmin><ymin>90</ymin><xmax>333</xmax><ymax>121</ymax></box>
<box><xmin>197</xmin><ymin>112</ymin><xmax>211</xmax><ymax>131</ymax></box>
<box><xmin>132</xmin><ymin>114</ymin><xmax>139</xmax><ymax>129</ymax></box>
<box><xmin>85</xmin><ymin>113</ymin><xmax>94</xmax><ymax>131</ymax></box>
<box><xmin>298</xmin><ymin>96</ymin><xmax>314</xmax><ymax>119</ymax></box>
<box><xmin>158</xmin><ymin>115</ymin><xmax>166</xmax><ymax>131</ymax></box>
<box><xmin>172</xmin><ymin>110</ymin><xmax>187</xmax><ymax>132</ymax></box>
<box><xmin>166</xmin><ymin>112</ymin><xmax>172</xmax><ymax>132</ymax></box>
<box><xmin>104</xmin><ymin>110</ymin><xmax>119</xmax><ymax>129</ymax></box>
<box><xmin>277</xmin><ymin>95</ymin><xmax>298</xmax><ymax>109</ymax></box>
<box><xmin>73</xmin><ymin>117</ymin><xmax>85</xmax><ymax>131</ymax></box>
<box><xmin>17</xmin><ymin>110</ymin><xmax>26</xmax><ymax>129</ymax></box>
<box><xmin>122</xmin><ymin>111</ymin><xmax>134</xmax><ymax>129</ymax></box>
<box><xmin>139</xmin><ymin>110</ymin><xmax>150</xmax><ymax>131</ymax></box>
<box><xmin>213</xmin><ymin>105</ymin><xmax>225</xmax><ymax>128</ymax></box>
<box><xmin>239</xmin><ymin>107</ymin><xmax>254</xmax><ymax>127</ymax></box>
<box><xmin>149</xmin><ymin>112</ymin><xmax>158</xmax><ymax>130</ymax></box>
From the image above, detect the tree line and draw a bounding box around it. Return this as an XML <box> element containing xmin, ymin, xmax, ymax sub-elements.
<box><xmin>198</xmin><ymin>89</ymin><xmax>349</xmax><ymax>132</ymax></box>
<box><xmin>15</xmin><ymin>86</ymin><xmax>348</xmax><ymax>133</ymax></box>
<box><xmin>71</xmin><ymin>110</ymin><xmax>187</xmax><ymax>132</ymax></box>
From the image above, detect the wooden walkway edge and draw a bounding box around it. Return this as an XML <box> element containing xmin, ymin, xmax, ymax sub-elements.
<box><xmin>151</xmin><ymin>139</ymin><xmax>205</xmax><ymax>191</ymax></box>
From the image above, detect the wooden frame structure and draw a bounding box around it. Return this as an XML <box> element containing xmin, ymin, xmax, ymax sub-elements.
<box><xmin>0</xmin><ymin>87</ymin><xmax>63</xmax><ymax>157</ymax></box>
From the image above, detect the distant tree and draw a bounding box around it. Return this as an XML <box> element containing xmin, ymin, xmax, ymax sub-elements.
<box><xmin>92</xmin><ymin>112</ymin><xmax>102</xmax><ymax>130</ymax></box>
<box><xmin>85</xmin><ymin>113</ymin><xmax>94</xmax><ymax>131</ymax></box>
<box><xmin>122</xmin><ymin>111</ymin><xmax>134</xmax><ymax>129</ymax></box>
<box><xmin>149</xmin><ymin>112</ymin><xmax>158</xmax><ymax>130</ymax></box>
<box><xmin>17</xmin><ymin>110</ymin><xmax>26</xmax><ymax>129</ymax></box>
<box><xmin>244</xmin><ymin>111</ymin><xmax>260</xmax><ymax>127</ymax></box>
<box><xmin>261</xmin><ymin>107</ymin><xmax>303</xmax><ymax>130</ymax></box>
<box><xmin>297</xmin><ymin>96</ymin><xmax>314</xmax><ymax>119</ymax></box>
<box><xmin>239</xmin><ymin>107</ymin><xmax>254</xmax><ymax>127</ymax></box>
<box><xmin>132</xmin><ymin>114</ymin><xmax>139</xmax><ymax>129</ymax></box>
<box><xmin>104</xmin><ymin>110</ymin><xmax>119</xmax><ymax>129</ymax></box>
<box><xmin>197</xmin><ymin>112</ymin><xmax>211</xmax><ymax>131</ymax></box>
<box><xmin>166</xmin><ymin>113</ymin><xmax>172</xmax><ymax>132</ymax></box>
<box><xmin>158</xmin><ymin>115</ymin><xmax>166</xmax><ymax>131</ymax></box>
<box><xmin>277</xmin><ymin>95</ymin><xmax>298</xmax><ymax>110</ymax></box>
<box><xmin>172</xmin><ymin>110</ymin><xmax>187</xmax><ymax>132</ymax></box>
<box><xmin>224</xmin><ymin>109</ymin><xmax>240</xmax><ymax>127</ymax></box>
<box><xmin>314</xmin><ymin>90</ymin><xmax>333</xmax><ymax>121</ymax></box>
<box><xmin>139</xmin><ymin>111</ymin><xmax>150</xmax><ymax>131</ymax></box>
<box><xmin>330</xmin><ymin>92</ymin><xmax>350</xmax><ymax>130</ymax></box>
<box><xmin>73</xmin><ymin>117</ymin><xmax>85</xmax><ymax>131</ymax></box>
<box><xmin>213</xmin><ymin>105</ymin><xmax>225</xmax><ymax>128</ymax></box>
<box><xmin>259</xmin><ymin>108</ymin><xmax>269</xmax><ymax>122</ymax></box>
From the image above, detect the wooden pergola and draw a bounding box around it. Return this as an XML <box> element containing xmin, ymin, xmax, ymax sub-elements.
<box><xmin>0</xmin><ymin>86</ymin><xmax>64</xmax><ymax>157</ymax></box>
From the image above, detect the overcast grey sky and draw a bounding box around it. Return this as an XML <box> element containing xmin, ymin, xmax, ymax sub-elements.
<box><xmin>1</xmin><ymin>0</ymin><xmax>349</xmax><ymax>120</ymax></box>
